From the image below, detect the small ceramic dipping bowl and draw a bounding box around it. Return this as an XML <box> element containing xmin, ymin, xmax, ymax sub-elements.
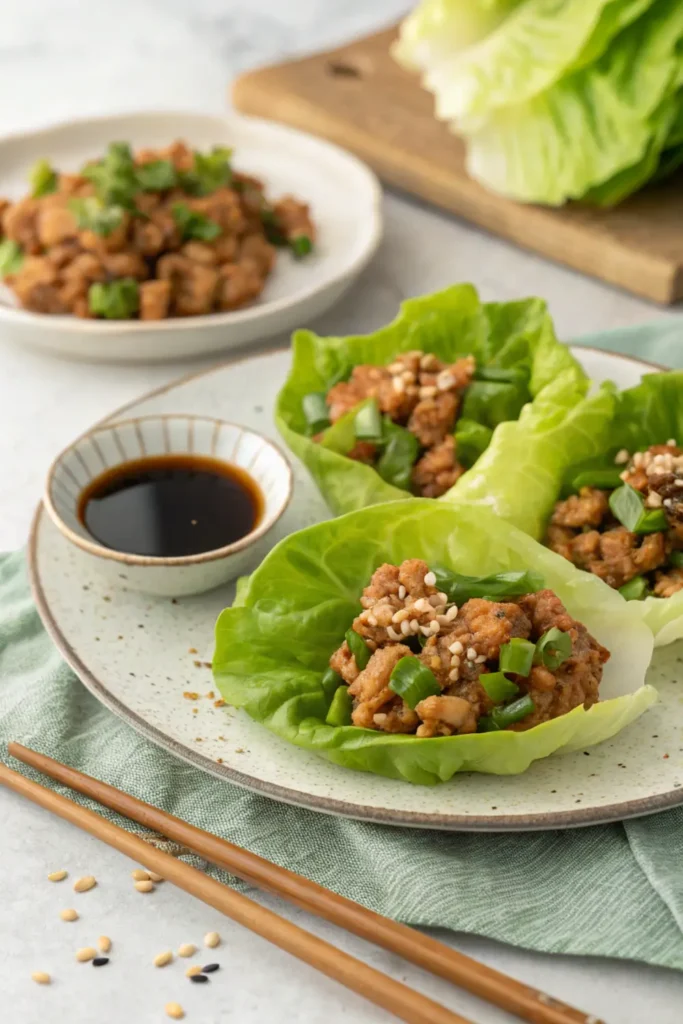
<box><xmin>44</xmin><ymin>414</ymin><xmax>292</xmax><ymax>597</ymax></box>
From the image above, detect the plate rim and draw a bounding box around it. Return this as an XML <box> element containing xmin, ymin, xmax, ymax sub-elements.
<box><xmin>0</xmin><ymin>108</ymin><xmax>383</xmax><ymax>337</ymax></box>
<box><xmin>27</xmin><ymin>342</ymin><xmax>683</xmax><ymax>831</ymax></box>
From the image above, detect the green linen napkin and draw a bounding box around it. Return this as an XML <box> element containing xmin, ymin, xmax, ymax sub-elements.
<box><xmin>3</xmin><ymin>317</ymin><xmax>683</xmax><ymax>972</ymax></box>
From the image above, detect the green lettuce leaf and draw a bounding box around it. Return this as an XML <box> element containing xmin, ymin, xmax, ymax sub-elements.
<box><xmin>275</xmin><ymin>284</ymin><xmax>584</xmax><ymax>516</ymax></box>
<box><xmin>213</xmin><ymin>500</ymin><xmax>656</xmax><ymax>785</ymax></box>
<box><xmin>461</xmin><ymin>1</ymin><xmax>683</xmax><ymax>204</ymax></box>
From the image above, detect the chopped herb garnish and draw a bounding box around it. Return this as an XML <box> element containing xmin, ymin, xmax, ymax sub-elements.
<box><xmin>320</xmin><ymin>666</ymin><xmax>343</xmax><ymax>699</ymax></box>
<box><xmin>376</xmin><ymin>419</ymin><xmax>420</xmax><ymax>491</ymax></box>
<box><xmin>388</xmin><ymin>657</ymin><xmax>440</xmax><ymax>710</ymax></box>
<box><xmin>260</xmin><ymin>207</ymin><xmax>287</xmax><ymax>246</ymax></box>
<box><xmin>180</xmin><ymin>146</ymin><xmax>233</xmax><ymax>196</ymax></box>
<box><xmin>609</xmin><ymin>483</ymin><xmax>668</xmax><ymax>534</ymax></box>
<box><xmin>302</xmin><ymin>392</ymin><xmax>330</xmax><ymax>435</ymax></box>
<box><xmin>480</xmin><ymin>671</ymin><xmax>519</xmax><ymax>704</ymax></box>
<box><xmin>534</xmin><ymin>628</ymin><xmax>572</xmax><ymax>670</ymax></box>
<box><xmin>354</xmin><ymin>398</ymin><xmax>384</xmax><ymax>443</ymax></box>
<box><xmin>325</xmin><ymin>685</ymin><xmax>353</xmax><ymax>727</ymax></box>
<box><xmin>69</xmin><ymin>197</ymin><xmax>124</xmax><ymax>237</ymax></box>
<box><xmin>618</xmin><ymin>576</ymin><xmax>650</xmax><ymax>600</ymax></box>
<box><xmin>499</xmin><ymin>637</ymin><xmax>535</xmax><ymax>677</ymax></box>
<box><xmin>88</xmin><ymin>278</ymin><xmax>139</xmax><ymax>320</ymax></box>
<box><xmin>82</xmin><ymin>141</ymin><xmax>138</xmax><ymax>209</ymax></box>
<box><xmin>0</xmin><ymin>239</ymin><xmax>24</xmax><ymax>276</ymax></box>
<box><xmin>433</xmin><ymin>568</ymin><xmax>544</xmax><ymax>605</ymax></box>
<box><xmin>491</xmin><ymin>694</ymin><xmax>535</xmax><ymax>728</ymax></box>
<box><xmin>570</xmin><ymin>468</ymin><xmax>624</xmax><ymax>491</ymax></box>
<box><xmin>171</xmin><ymin>202</ymin><xmax>221</xmax><ymax>242</ymax></box>
<box><xmin>291</xmin><ymin>234</ymin><xmax>313</xmax><ymax>258</ymax></box>
<box><xmin>29</xmin><ymin>158</ymin><xmax>58</xmax><ymax>197</ymax></box>
<box><xmin>136</xmin><ymin>159</ymin><xmax>177</xmax><ymax>191</ymax></box>
<box><xmin>345</xmin><ymin>628</ymin><xmax>370</xmax><ymax>670</ymax></box>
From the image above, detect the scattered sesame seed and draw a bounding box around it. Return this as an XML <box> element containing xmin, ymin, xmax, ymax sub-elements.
<box><xmin>448</xmin><ymin>669</ymin><xmax>460</xmax><ymax>682</ymax></box>
<box><xmin>467</xmin><ymin>647</ymin><xmax>477</xmax><ymax>661</ymax></box>
<box><xmin>413</xmin><ymin>598</ymin><xmax>428</xmax><ymax>613</ymax></box>
<box><xmin>31</xmin><ymin>972</ymin><xmax>51</xmax><ymax>985</ymax></box>
<box><xmin>98</xmin><ymin>936</ymin><xmax>112</xmax><ymax>953</ymax></box>
<box><xmin>204</xmin><ymin>932</ymin><xmax>221</xmax><ymax>949</ymax></box>
<box><xmin>392</xmin><ymin>608</ymin><xmax>410</xmax><ymax>624</ymax></box>
<box><xmin>76</xmin><ymin>947</ymin><xmax>97</xmax><ymax>962</ymax></box>
<box><xmin>387</xmin><ymin>626</ymin><xmax>402</xmax><ymax>641</ymax></box>
<box><xmin>398</xmin><ymin>585</ymin><xmax>406</xmax><ymax>600</ymax></box>
<box><xmin>148</xmin><ymin>872</ymin><xmax>164</xmax><ymax>883</ymax></box>
<box><xmin>131</xmin><ymin>869</ymin><xmax>150</xmax><ymax>881</ymax></box>
<box><xmin>445</xmin><ymin>605</ymin><xmax>459</xmax><ymax>622</ymax></box>
<box><xmin>423</xmin><ymin>571</ymin><xmax>437</xmax><ymax>587</ymax></box>
<box><xmin>614</xmin><ymin>449</ymin><xmax>630</xmax><ymax>465</ymax></box>
<box><xmin>373</xmin><ymin>713</ymin><xmax>387</xmax><ymax>726</ymax></box>
<box><xmin>134</xmin><ymin>879</ymin><xmax>154</xmax><ymax>893</ymax></box>
<box><xmin>60</xmin><ymin>908</ymin><xmax>78</xmax><ymax>922</ymax></box>
<box><xmin>429</xmin><ymin>620</ymin><xmax>441</xmax><ymax>634</ymax></box>
<box><xmin>178</xmin><ymin>944</ymin><xmax>197</xmax><ymax>958</ymax></box>
<box><xmin>475</xmin><ymin>654</ymin><xmax>487</xmax><ymax>664</ymax></box>
<box><xmin>92</xmin><ymin>957</ymin><xmax>109</xmax><ymax>967</ymax></box>
<box><xmin>400</xmin><ymin>620</ymin><xmax>411</xmax><ymax>636</ymax></box>
<box><xmin>450</xmin><ymin>654</ymin><xmax>461</xmax><ymax>668</ymax></box>
<box><xmin>448</xmin><ymin>640</ymin><xmax>464</xmax><ymax>655</ymax></box>
<box><xmin>428</xmin><ymin>594</ymin><xmax>442</xmax><ymax>607</ymax></box>
<box><xmin>73</xmin><ymin>876</ymin><xmax>96</xmax><ymax>893</ymax></box>
<box><xmin>437</xmin><ymin>592</ymin><xmax>448</xmax><ymax>604</ymax></box>
<box><xmin>387</xmin><ymin>362</ymin><xmax>403</xmax><ymax>374</ymax></box>
<box><xmin>436</xmin><ymin>371</ymin><xmax>456</xmax><ymax>391</ymax></box>
<box><xmin>668</xmin><ymin>439</ymin><xmax>677</xmax><ymax>447</ymax></box>
<box><xmin>409</xmin><ymin>618</ymin><xmax>420</xmax><ymax>633</ymax></box>
<box><xmin>154</xmin><ymin>951</ymin><xmax>173</xmax><ymax>968</ymax></box>
<box><xmin>185</xmin><ymin>965</ymin><xmax>203</xmax><ymax>978</ymax></box>
<box><xmin>165</xmin><ymin>1003</ymin><xmax>185</xmax><ymax>1020</ymax></box>
<box><xmin>202</xmin><ymin>963</ymin><xmax>220</xmax><ymax>974</ymax></box>
<box><xmin>48</xmin><ymin>870</ymin><xmax>68</xmax><ymax>882</ymax></box>
<box><xmin>420</xmin><ymin>625</ymin><xmax>433</xmax><ymax>637</ymax></box>
<box><xmin>392</xmin><ymin>376</ymin><xmax>405</xmax><ymax>394</ymax></box>
<box><xmin>664</xmin><ymin>499</ymin><xmax>674</xmax><ymax>508</ymax></box>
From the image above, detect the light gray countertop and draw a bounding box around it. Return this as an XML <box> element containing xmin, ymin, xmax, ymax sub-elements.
<box><xmin>0</xmin><ymin>2</ymin><xmax>680</xmax><ymax>1022</ymax></box>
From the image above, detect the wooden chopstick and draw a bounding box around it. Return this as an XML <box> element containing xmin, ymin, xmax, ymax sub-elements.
<box><xmin>0</xmin><ymin>758</ymin><xmax>469</xmax><ymax>1024</ymax></box>
<box><xmin>8</xmin><ymin>743</ymin><xmax>600</xmax><ymax>1024</ymax></box>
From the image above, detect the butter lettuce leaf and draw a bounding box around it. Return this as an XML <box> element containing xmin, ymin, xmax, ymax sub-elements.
<box><xmin>275</xmin><ymin>284</ymin><xmax>584</xmax><ymax>516</ymax></box>
<box><xmin>213</xmin><ymin>500</ymin><xmax>655</xmax><ymax>785</ymax></box>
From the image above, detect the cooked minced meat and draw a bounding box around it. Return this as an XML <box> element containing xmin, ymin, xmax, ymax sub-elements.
<box><xmin>320</xmin><ymin>351</ymin><xmax>475</xmax><ymax>499</ymax></box>
<box><xmin>546</xmin><ymin>442</ymin><xmax>683</xmax><ymax>597</ymax></box>
<box><xmin>328</xmin><ymin>559</ymin><xmax>609</xmax><ymax>737</ymax></box>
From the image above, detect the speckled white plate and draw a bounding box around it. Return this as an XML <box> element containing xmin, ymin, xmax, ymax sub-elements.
<box><xmin>0</xmin><ymin>111</ymin><xmax>382</xmax><ymax>363</ymax></box>
<box><xmin>28</xmin><ymin>345</ymin><xmax>683</xmax><ymax>830</ymax></box>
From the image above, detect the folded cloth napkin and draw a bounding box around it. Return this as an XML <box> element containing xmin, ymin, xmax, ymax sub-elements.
<box><xmin>2</xmin><ymin>318</ymin><xmax>683</xmax><ymax>972</ymax></box>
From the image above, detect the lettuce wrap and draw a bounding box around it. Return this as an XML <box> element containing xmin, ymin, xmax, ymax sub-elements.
<box><xmin>461</xmin><ymin>370</ymin><xmax>683</xmax><ymax>645</ymax></box>
<box><xmin>275</xmin><ymin>284</ymin><xmax>586</xmax><ymax>516</ymax></box>
<box><xmin>213</xmin><ymin>500</ymin><xmax>655</xmax><ymax>785</ymax></box>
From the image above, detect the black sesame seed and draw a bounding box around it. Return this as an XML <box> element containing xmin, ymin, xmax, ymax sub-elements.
<box><xmin>201</xmin><ymin>963</ymin><xmax>220</xmax><ymax>974</ymax></box>
<box><xmin>92</xmin><ymin>957</ymin><xmax>109</xmax><ymax>967</ymax></box>
<box><xmin>190</xmin><ymin>973</ymin><xmax>209</xmax><ymax>983</ymax></box>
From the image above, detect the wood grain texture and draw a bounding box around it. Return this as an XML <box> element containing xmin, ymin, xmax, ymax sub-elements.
<box><xmin>233</xmin><ymin>27</ymin><xmax>683</xmax><ymax>305</ymax></box>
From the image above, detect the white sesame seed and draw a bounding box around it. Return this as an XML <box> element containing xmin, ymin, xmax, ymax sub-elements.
<box><xmin>664</xmin><ymin>499</ymin><xmax>673</xmax><ymax>509</ymax></box>
<box><xmin>424</xmin><ymin>571</ymin><xmax>437</xmax><ymax>587</ymax></box>
<box><xmin>392</xmin><ymin>608</ymin><xmax>410</xmax><ymax>623</ymax></box>
<box><xmin>413</xmin><ymin>598</ymin><xmax>428</xmax><ymax>613</ymax></box>
<box><xmin>633</xmin><ymin>452</ymin><xmax>644</xmax><ymax>467</ymax></box>
<box><xmin>436</xmin><ymin>615</ymin><xmax>451</xmax><ymax>626</ymax></box>
<box><xmin>429</xmin><ymin>594</ymin><xmax>442</xmax><ymax>607</ymax></box>
<box><xmin>373</xmin><ymin>713</ymin><xmax>387</xmax><ymax>726</ymax></box>
<box><xmin>437</xmin><ymin>592</ymin><xmax>448</xmax><ymax>604</ymax></box>
<box><xmin>467</xmin><ymin>647</ymin><xmax>477</xmax><ymax>660</ymax></box>
<box><xmin>31</xmin><ymin>972</ymin><xmax>51</xmax><ymax>985</ymax></box>
<box><xmin>60</xmin><ymin>908</ymin><xmax>78</xmax><ymax>922</ymax></box>
<box><xmin>448</xmin><ymin>669</ymin><xmax>460</xmax><ymax>681</ymax></box>
<box><xmin>420</xmin><ymin>354</ymin><xmax>438</xmax><ymax>369</ymax></box>
<box><xmin>73</xmin><ymin>875</ymin><xmax>96</xmax><ymax>893</ymax></box>
<box><xmin>387</xmin><ymin>362</ymin><xmax>403</xmax><ymax>374</ymax></box>
<box><xmin>448</xmin><ymin>640</ymin><xmax>464</xmax><ymax>654</ymax></box>
<box><xmin>445</xmin><ymin>605</ymin><xmax>459</xmax><ymax>621</ymax></box>
<box><xmin>98</xmin><ymin>936</ymin><xmax>112</xmax><ymax>954</ymax></box>
<box><xmin>387</xmin><ymin>626</ymin><xmax>402</xmax><ymax>641</ymax></box>
<box><xmin>76</xmin><ymin>947</ymin><xmax>97</xmax><ymax>962</ymax></box>
<box><xmin>204</xmin><ymin>932</ymin><xmax>221</xmax><ymax>949</ymax></box>
<box><xmin>419</xmin><ymin>385</ymin><xmax>438</xmax><ymax>399</ymax></box>
<box><xmin>135</xmin><ymin>879</ymin><xmax>154</xmax><ymax>893</ymax></box>
<box><xmin>154</xmin><ymin>951</ymin><xmax>173</xmax><ymax>968</ymax></box>
<box><xmin>475</xmin><ymin>654</ymin><xmax>487</xmax><ymax>664</ymax></box>
<box><xmin>437</xmin><ymin>371</ymin><xmax>456</xmax><ymax>391</ymax></box>
<box><xmin>392</xmin><ymin>376</ymin><xmax>405</xmax><ymax>394</ymax></box>
<box><xmin>398</xmin><ymin>584</ymin><xmax>406</xmax><ymax>599</ymax></box>
<box><xmin>177</xmin><ymin>944</ymin><xmax>196</xmax><ymax>958</ymax></box>
<box><xmin>645</xmin><ymin>491</ymin><xmax>663</xmax><ymax>507</ymax></box>
<box><xmin>450</xmin><ymin>654</ymin><xmax>461</xmax><ymax>667</ymax></box>
<box><xmin>410</xmin><ymin>618</ymin><xmax>420</xmax><ymax>633</ymax></box>
<box><xmin>430</xmin><ymin>621</ymin><xmax>441</xmax><ymax>634</ymax></box>
<box><xmin>420</xmin><ymin>625</ymin><xmax>433</xmax><ymax>637</ymax></box>
<box><xmin>185</xmin><ymin>965</ymin><xmax>203</xmax><ymax>978</ymax></box>
<box><xmin>400</xmin><ymin>620</ymin><xmax>411</xmax><ymax>636</ymax></box>
<box><xmin>48</xmin><ymin>870</ymin><xmax>68</xmax><ymax>882</ymax></box>
<box><xmin>619</xmin><ymin>470</ymin><xmax>629</xmax><ymax>481</ymax></box>
<box><xmin>165</xmin><ymin>1004</ymin><xmax>185</xmax><ymax>1020</ymax></box>
<box><xmin>614</xmin><ymin>448</ymin><xmax>630</xmax><ymax>465</ymax></box>
<box><xmin>668</xmin><ymin>438</ymin><xmax>677</xmax><ymax>447</ymax></box>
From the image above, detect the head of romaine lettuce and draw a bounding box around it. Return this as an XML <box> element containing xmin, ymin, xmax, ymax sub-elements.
<box><xmin>213</xmin><ymin>500</ymin><xmax>655</xmax><ymax>785</ymax></box>
<box><xmin>275</xmin><ymin>283</ymin><xmax>586</xmax><ymax>516</ymax></box>
<box><xmin>459</xmin><ymin>369</ymin><xmax>683</xmax><ymax>644</ymax></box>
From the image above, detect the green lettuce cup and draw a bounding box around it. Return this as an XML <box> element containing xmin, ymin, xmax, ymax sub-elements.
<box><xmin>213</xmin><ymin>500</ymin><xmax>655</xmax><ymax>785</ymax></box>
<box><xmin>275</xmin><ymin>283</ymin><xmax>587</xmax><ymax>516</ymax></box>
<box><xmin>459</xmin><ymin>370</ymin><xmax>683</xmax><ymax>646</ymax></box>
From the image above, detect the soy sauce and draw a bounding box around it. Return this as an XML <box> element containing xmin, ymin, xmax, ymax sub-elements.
<box><xmin>78</xmin><ymin>454</ymin><xmax>263</xmax><ymax>557</ymax></box>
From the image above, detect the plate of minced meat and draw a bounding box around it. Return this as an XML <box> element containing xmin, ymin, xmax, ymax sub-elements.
<box><xmin>0</xmin><ymin>110</ymin><xmax>381</xmax><ymax>361</ymax></box>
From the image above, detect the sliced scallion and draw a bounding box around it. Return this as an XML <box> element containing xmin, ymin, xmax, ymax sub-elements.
<box><xmin>345</xmin><ymin>628</ymin><xmax>370</xmax><ymax>670</ymax></box>
<box><xmin>302</xmin><ymin>392</ymin><xmax>330</xmax><ymax>435</ymax></box>
<box><xmin>618</xmin><ymin>576</ymin><xmax>649</xmax><ymax>601</ymax></box>
<box><xmin>291</xmin><ymin>235</ymin><xmax>313</xmax><ymax>258</ymax></box>
<box><xmin>388</xmin><ymin>657</ymin><xmax>440</xmax><ymax>710</ymax></box>
<box><xmin>480</xmin><ymin>672</ymin><xmax>519</xmax><ymax>704</ymax></box>
<box><xmin>325</xmin><ymin>686</ymin><xmax>353</xmax><ymax>727</ymax></box>
<box><xmin>609</xmin><ymin>483</ymin><xmax>668</xmax><ymax>534</ymax></box>
<box><xmin>498</xmin><ymin>638</ymin><xmax>535</xmax><ymax>677</ymax></box>
<box><xmin>433</xmin><ymin>567</ymin><xmax>544</xmax><ymax>605</ymax></box>
<box><xmin>534</xmin><ymin>628</ymin><xmax>572</xmax><ymax>670</ymax></box>
<box><xmin>320</xmin><ymin>666</ymin><xmax>343</xmax><ymax>699</ymax></box>
<box><xmin>354</xmin><ymin>399</ymin><xmax>383</xmax><ymax>443</ymax></box>
<box><xmin>570</xmin><ymin>468</ymin><xmax>624</xmax><ymax>491</ymax></box>
<box><xmin>490</xmin><ymin>694</ymin><xmax>535</xmax><ymax>728</ymax></box>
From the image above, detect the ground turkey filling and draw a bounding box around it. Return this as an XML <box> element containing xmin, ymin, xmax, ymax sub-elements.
<box><xmin>546</xmin><ymin>443</ymin><xmax>683</xmax><ymax>596</ymax></box>
<box><xmin>320</xmin><ymin>350</ymin><xmax>476</xmax><ymax>498</ymax></box>
<box><xmin>328</xmin><ymin>559</ymin><xmax>609</xmax><ymax>736</ymax></box>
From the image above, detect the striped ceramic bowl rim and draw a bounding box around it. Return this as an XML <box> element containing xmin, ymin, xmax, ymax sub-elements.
<box><xmin>43</xmin><ymin>414</ymin><xmax>293</xmax><ymax>566</ymax></box>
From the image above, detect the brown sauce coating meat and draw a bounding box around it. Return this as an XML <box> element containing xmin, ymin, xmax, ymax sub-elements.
<box><xmin>0</xmin><ymin>140</ymin><xmax>315</xmax><ymax>320</ymax></box>
<box><xmin>546</xmin><ymin>444</ymin><xmax>683</xmax><ymax>596</ymax></box>
<box><xmin>327</xmin><ymin>561</ymin><xmax>610</xmax><ymax>737</ymax></box>
<box><xmin>322</xmin><ymin>352</ymin><xmax>476</xmax><ymax>499</ymax></box>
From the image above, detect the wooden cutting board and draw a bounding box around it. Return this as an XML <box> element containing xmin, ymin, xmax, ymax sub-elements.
<box><xmin>233</xmin><ymin>27</ymin><xmax>683</xmax><ymax>305</ymax></box>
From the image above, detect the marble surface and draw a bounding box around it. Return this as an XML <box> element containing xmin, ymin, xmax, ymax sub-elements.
<box><xmin>0</xmin><ymin>2</ymin><xmax>681</xmax><ymax>1022</ymax></box>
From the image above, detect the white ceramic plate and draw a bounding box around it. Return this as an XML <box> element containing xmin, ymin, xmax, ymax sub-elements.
<box><xmin>28</xmin><ymin>346</ymin><xmax>683</xmax><ymax>831</ymax></box>
<box><xmin>0</xmin><ymin>111</ymin><xmax>382</xmax><ymax>363</ymax></box>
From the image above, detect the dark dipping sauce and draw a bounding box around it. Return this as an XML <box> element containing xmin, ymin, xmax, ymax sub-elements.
<box><xmin>78</xmin><ymin>454</ymin><xmax>263</xmax><ymax>558</ymax></box>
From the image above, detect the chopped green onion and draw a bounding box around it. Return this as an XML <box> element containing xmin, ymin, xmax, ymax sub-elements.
<box><xmin>88</xmin><ymin>278</ymin><xmax>139</xmax><ymax>320</ymax></box>
<box><xmin>480</xmin><ymin>672</ymin><xmax>519</xmax><ymax>704</ymax></box>
<box><xmin>136</xmin><ymin>159</ymin><xmax>177</xmax><ymax>191</ymax></box>
<box><xmin>171</xmin><ymin>202</ymin><xmax>221</xmax><ymax>242</ymax></box>
<box><xmin>570</xmin><ymin>468</ymin><xmax>624</xmax><ymax>491</ymax></box>
<box><xmin>302</xmin><ymin>392</ymin><xmax>330</xmax><ymax>435</ymax></box>
<box><xmin>345</xmin><ymin>628</ymin><xmax>370</xmax><ymax>671</ymax></box>
<box><xmin>453</xmin><ymin>418</ymin><xmax>492</xmax><ymax>466</ymax></box>
<box><xmin>499</xmin><ymin>638</ymin><xmax>535</xmax><ymax>677</ymax></box>
<box><xmin>477</xmin><ymin>715</ymin><xmax>500</xmax><ymax>732</ymax></box>
<box><xmin>377</xmin><ymin>419</ymin><xmax>419</xmax><ymax>490</ymax></box>
<box><xmin>534</xmin><ymin>628</ymin><xmax>572</xmax><ymax>670</ymax></box>
<box><xmin>179</xmin><ymin>146</ymin><xmax>233</xmax><ymax>196</ymax></box>
<box><xmin>354</xmin><ymin>399</ymin><xmax>383</xmax><ymax>443</ymax></box>
<box><xmin>82</xmin><ymin>141</ymin><xmax>138</xmax><ymax>209</ymax></box>
<box><xmin>388</xmin><ymin>657</ymin><xmax>440</xmax><ymax>710</ymax></box>
<box><xmin>433</xmin><ymin>567</ymin><xmax>544</xmax><ymax>605</ymax></box>
<box><xmin>474</xmin><ymin>366</ymin><xmax>527</xmax><ymax>387</ymax></box>
<box><xmin>321</xmin><ymin>666</ymin><xmax>343</xmax><ymax>699</ymax></box>
<box><xmin>490</xmin><ymin>694</ymin><xmax>536</xmax><ymax>728</ymax></box>
<box><xmin>0</xmin><ymin>239</ymin><xmax>24</xmax><ymax>276</ymax></box>
<box><xmin>291</xmin><ymin>235</ymin><xmax>313</xmax><ymax>258</ymax></box>
<box><xmin>618</xmin><ymin>576</ymin><xmax>650</xmax><ymax>601</ymax></box>
<box><xmin>69</xmin><ymin>197</ymin><xmax>124</xmax><ymax>237</ymax></box>
<box><xmin>29</xmin><ymin>158</ymin><xmax>58</xmax><ymax>197</ymax></box>
<box><xmin>670</xmin><ymin>551</ymin><xmax>683</xmax><ymax>569</ymax></box>
<box><xmin>325</xmin><ymin>685</ymin><xmax>353</xmax><ymax>727</ymax></box>
<box><xmin>260</xmin><ymin>207</ymin><xmax>287</xmax><ymax>246</ymax></box>
<box><xmin>609</xmin><ymin>484</ymin><xmax>668</xmax><ymax>534</ymax></box>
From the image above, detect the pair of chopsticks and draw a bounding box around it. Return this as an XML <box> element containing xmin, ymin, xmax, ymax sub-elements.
<box><xmin>2</xmin><ymin>743</ymin><xmax>601</xmax><ymax>1024</ymax></box>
